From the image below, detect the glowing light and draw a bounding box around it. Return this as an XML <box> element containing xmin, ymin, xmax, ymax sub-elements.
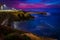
<box><xmin>1</xmin><ymin>6</ymin><xmax>3</xmax><ymax>10</ymax></box>
<box><xmin>46</xmin><ymin>12</ymin><xmax>51</xmax><ymax>16</ymax></box>
<box><xmin>12</xmin><ymin>8</ymin><xmax>16</xmax><ymax>10</ymax></box>
<box><xmin>3</xmin><ymin>4</ymin><xmax>7</xmax><ymax>7</ymax></box>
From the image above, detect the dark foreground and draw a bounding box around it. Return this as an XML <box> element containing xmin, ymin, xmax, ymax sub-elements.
<box><xmin>0</xmin><ymin>25</ymin><xmax>57</xmax><ymax>40</ymax></box>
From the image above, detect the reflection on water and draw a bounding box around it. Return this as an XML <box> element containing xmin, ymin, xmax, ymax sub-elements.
<box><xmin>12</xmin><ymin>13</ymin><xmax>60</xmax><ymax>37</ymax></box>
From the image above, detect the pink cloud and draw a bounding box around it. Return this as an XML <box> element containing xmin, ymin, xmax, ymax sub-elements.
<box><xmin>13</xmin><ymin>3</ymin><xmax>47</xmax><ymax>8</ymax></box>
<box><xmin>11</xmin><ymin>3</ymin><xmax>60</xmax><ymax>9</ymax></box>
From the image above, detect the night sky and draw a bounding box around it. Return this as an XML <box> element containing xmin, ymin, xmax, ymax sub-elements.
<box><xmin>0</xmin><ymin>0</ymin><xmax>60</xmax><ymax>9</ymax></box>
